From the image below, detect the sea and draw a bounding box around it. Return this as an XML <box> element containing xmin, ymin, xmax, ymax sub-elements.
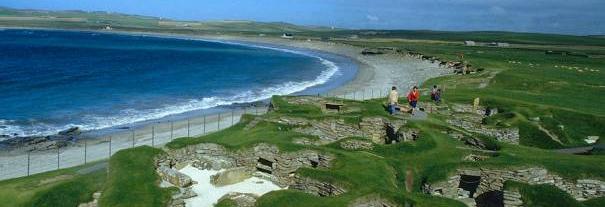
<box><xmin>0</xmin><ymin>29</ymin><xmax>356</xmax><ymax>140</ymax></box>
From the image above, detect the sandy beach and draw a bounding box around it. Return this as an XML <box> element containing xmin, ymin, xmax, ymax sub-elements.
<box><xmin>0</xmin><ymin>30</ymin><xmax>450</xmax><ymax>180</ymax></box>
<box><xmin>193</xmin><ymin>34</ymin><xmax>449</xmax><ymax>95</ymax></box>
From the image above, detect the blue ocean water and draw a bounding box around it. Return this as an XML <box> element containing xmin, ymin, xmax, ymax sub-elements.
<box><xmin>0</xmin><ymin>29</ymin><xmax>354</xmax><ymax>138</ymax></box>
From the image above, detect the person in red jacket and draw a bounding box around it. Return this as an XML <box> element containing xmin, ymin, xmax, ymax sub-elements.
<box><xmin>407</xmin><ymin>86</ymin><xmax>419</xmax><ymax>114</ymax></box>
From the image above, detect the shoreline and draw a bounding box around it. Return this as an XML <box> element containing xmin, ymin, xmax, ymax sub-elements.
<box><xmin>0</xmin><ymin>28</ymin><xmax>357</xmax><ymax>141</ymax></box>
<box><xmin>0</xmin><ymin>27</ymin><xmax>449</xmax><ymax>151</ymax></box>
<box><xmin>0</xmin><ymin>27</ymin><xmax>450</xmax><ymax>180</ymax></box>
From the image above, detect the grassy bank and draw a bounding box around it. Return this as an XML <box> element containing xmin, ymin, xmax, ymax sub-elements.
<box><xmin>0</xmin><ymin>162</ymin><xmax>106</xmax><ymax>207</ymax></box>
<box><xmin>99</xmin><ymin>146</ymin><xmax>173</xmax><ymax>207</ymax></box>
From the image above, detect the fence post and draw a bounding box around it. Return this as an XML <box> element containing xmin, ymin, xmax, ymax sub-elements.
<box><xmin>231</xmin><ymin>110</ymin><xmax>234</xmax><ymax>125</ymax></box>
<box><xmin>372</xmin><ymin>89</ymin><xmax>374</xmax><ymax>99</ymax></box>
<box><xmin>132</xmin><ymin>130</ymin><xmax>135</xmax><ymax>147</ymax></box>
<box><xmin>27</xmin><ymin>151</ymin><xmax>31</xmax><ymax>176</ymax></box>
<box><xmin>203</xmin><ymin>115</ymin><xmax>206</xmax><ymax>134</ymax></box>
<box><xmin>362</xmin><ymin>90</ymin><xmax>365</xmax><ymax>100</ymax></box>
<box><xmin>109</xmin><ymin>136</ymin><xmax>112</xmax><ymax>157</ymax></box>
<box><xmin>187</xmin><ymin>119</ymin><xmax>190</xmax><ymax>137</ymax></box>
<box><xmin>84</xmin><ymin>140</ymin><xmax>87</xmax><ymax>164</ymax></box>
<box><xmin>56</xmin><ymin>147</ymin><xmax>60</xmax><ymax>169</ymax></box>
<box><xmin>218</xmin><ymin>113</ymin><xmax>221</xmax><ymax>130</ymax></box>
<box><xmin>170</xmin><ymin>121</ymin><xmax>174</xmax><ymax>140</ymax></box>
<box><xmin>255</xmin><ymin>106</ymin><xmax>258</xmax><ymax>115</ymax></box>
<box><xmin>152</xmin><ymin>125</ymin><xmax>155</xmax><ymax>146</ymax></box>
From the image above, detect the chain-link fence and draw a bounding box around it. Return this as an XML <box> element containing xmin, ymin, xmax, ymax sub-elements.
<box><xmin>0</xmin><ymin>87</ymin><xmax>405</xmax><ymax>181</ymax></box>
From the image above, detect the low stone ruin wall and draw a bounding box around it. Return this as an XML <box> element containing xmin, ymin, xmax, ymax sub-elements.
<box><xmin>290</xmin><ymin>175</ymin><xmax>346</xmax><ymax>197</ymax></box>
<box><xmin>426</xmin><ymin>167</ymin><xmax>604</xmax><ymax>207</ymax></box>
<box><xmin>155</xmin><ymin>142</ymin><xmax>344</xmax><ymax>196</ymax></box>
<box><xmin>447</xmin><ymin>104</ymin><xmax>519</xmax><ymax>144</ymax></box>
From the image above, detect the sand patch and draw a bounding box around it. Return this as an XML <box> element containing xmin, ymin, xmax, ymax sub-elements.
<box><xmin>179</xmin><ymin>165</ymin><xmax>283</xmax><ymax>207</ymax></box>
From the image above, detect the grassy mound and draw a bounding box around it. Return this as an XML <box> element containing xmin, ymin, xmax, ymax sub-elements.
<box><xmin>99</xmin><ymin>146</ymin><xmax>173</xmax><ymax>207</ymax></box>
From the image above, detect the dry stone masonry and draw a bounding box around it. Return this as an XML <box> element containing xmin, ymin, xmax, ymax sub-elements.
<box><xmin>359</xmin><ymin>117</ymin><xmax>407</xmax><ymax>144</ymax></box>
<box><xmin>503</xmin><ymin>189</ymin><xmax>523</xmax><ymax>207</ymax></box>
<box><xmin>217</xmin><ymin>192</ymin><xmax>258</xmax><ymax>207</ymax></box>
<box><xmin>425</xmin><ymin>167</ymin><xmax>605</xmax><ymax>207</ymax></box>
<box><xmin>447</xmin><ymin>104</ymin><xmax>519</xmax><ymax>144</ymax></box>
<box><xmin>155</xmin><ymin>142</ymin><xmax>346</xmax><ymax>204</ymax></box>
<box><xmin>340</xmin><ymin>139</ymin><xmax>374</xmax><ymax>150</ymax></box>
<box><xmin>290</xmin><ymin>175</ymin><xmax>347</xmax><ymax>197</ymax></box>
<box><xmin>294</xmin><ymin>119</ymin><xmax>363</xmax><ymax>143</ymax></box>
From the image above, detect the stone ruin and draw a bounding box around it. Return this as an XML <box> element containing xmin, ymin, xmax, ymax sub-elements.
<box><xmin>266</xmin><ymin>115</ymin><xmax>414</xmax><ymax>146</ymax></box>
<box><xmin>403</xmin><ymin>51</ymin><xmax>483</xmax><ymax>75</ymax></box>
<box><xmin>293</xmin><ymin>119</ymin><xmax>364</xmax><ymax>143</ymax></box>
<box><xmin>358</xmin><ymin>117</ymin><xmax>413</xmax><ymax>145</ymax></box>
<box><xmin>155</xmin><ymin>143</ymin><xmax>347</xmax><ymax>206</ymax></box>
<box><xmin>424</xmin><ymin>167</ymin><xmax>605</xmax><ymax>207</ymax></box>
<box><xmin>340</xmin><ymin>139</ymin><xmax>374</xmax><ymax>151</ymax></box>
<box><xmin>272</xmin><ymin>96</ymin><xmax>421</xmax><ymax>146</ymax></box>
<box><xmin>217</xmin><ymin>192</ymin><xmax>258</xmax><ymax>207</ymax></box>
<box><xmin>447</xmin><ymin>104</ymin><xmax>519</xmax><ymax>145</ymax></box>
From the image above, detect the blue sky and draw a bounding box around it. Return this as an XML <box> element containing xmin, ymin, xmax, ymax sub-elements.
<box><xmin>1</xmin><ymin>0</ymin><xmax>604</xmax><ymax>35</ymax></box>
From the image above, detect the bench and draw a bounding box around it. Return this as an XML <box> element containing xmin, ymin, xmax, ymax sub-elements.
<box><xmin>325</xmin><ymin>103</ymin><xmax>344</xmax><ymax>112</ymax></box>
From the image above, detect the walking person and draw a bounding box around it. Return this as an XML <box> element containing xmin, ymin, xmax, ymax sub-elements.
<box><xmin>387</xmin><ymin>86</ymin><xmax>398</xmax><ymax>115</ymax></box>
<box><xmin>407</xmin><ymin>86</ymin><xmax>419</xmax><ymax>114</ymax></box>
<box><xmin>434</xmin><ymin>88</ymin><xmax>442</xmax><ymax>104</ymax></box>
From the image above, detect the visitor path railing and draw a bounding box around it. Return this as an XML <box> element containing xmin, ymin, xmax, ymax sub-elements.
<box><xmin>0</xmin><ymin>88</ymin><xmax>398</xmax><ymax>181</ymax></box>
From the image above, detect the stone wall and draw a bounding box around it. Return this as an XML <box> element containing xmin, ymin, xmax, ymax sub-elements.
<box><xmin>446</xmin><ymin>112</ymin><xmax>519</xmax><ymax>144</ymax></box>
<box><xmin>503</xmin><ymin>189</ymin><xmax>523</xmax><ymax>207</ymax></box>
<box><xmin>359</xmin><ymin>117</ymin><xmax>406</xmax><ymax>144</ymax></box>
<box><xmin>290</xmin><ymin>175</ymin><xmax>346</xmax><ymax>197</ymax></box>
<box><xmin>359</xmin><ymin>117</ymin><xmax>386</xmax><ymax>144</ymax></box>
<box><xmin>156</xmin><ymin>142</ymin><xmax>337</xmax><ymax>189</ymax></box>
<box><xmin>426</xmin><ymin>167</ymin><xmax>605</xmax><ymax>206</ymax></box>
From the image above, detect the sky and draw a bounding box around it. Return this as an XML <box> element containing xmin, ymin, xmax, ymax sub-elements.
<box><xmin>1</xmin><ymin>0</ymin><xmax>604</xmax><ymax>35</ymax></box>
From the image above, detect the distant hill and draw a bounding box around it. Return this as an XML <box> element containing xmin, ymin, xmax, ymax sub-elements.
<box><xmin>0</xmin><ymin>7</ymin><xmax>332</xmax><ymax>33</ymax></box>
<box><xmin>2</xmin><ymin>7</ymin><xmax>605</xmax><ymax>46</ymax></box>
<box><xmin>308</xmin><ymin>29</ymin><xmax>605</xmax><ymax>46</ymax></box>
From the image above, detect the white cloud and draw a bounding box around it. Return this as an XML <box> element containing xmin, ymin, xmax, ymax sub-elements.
<box><xmin>366</xmin><ymin>14</ymin><xmax>379</xmax><ymax>21</ymax></box>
